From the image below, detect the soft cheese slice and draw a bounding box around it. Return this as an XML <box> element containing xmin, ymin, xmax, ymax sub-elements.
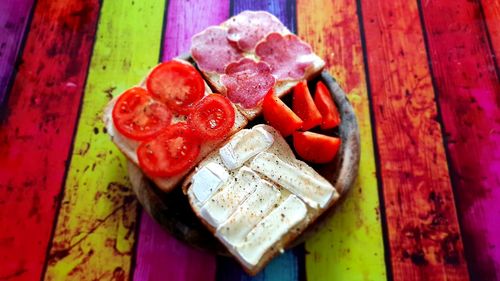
<box><xmin>219</xmin><ymin>127</ymin><xmax>274</xmax><ymax>170</ymax></box>
<box><xmin>216</xmin><ymin>180</ymin><xmax>281</xmax><ymax>247</ymax></box>
<box><xmin>200</xmin><ymin>166</ymin><xmax>259</xmax><ymax>227</ymax></box>
<box><xmin>250</xmin><ymin>152</ymin><xmax>334</xmax><ymax>208</ymax></box>
<box><xmin>235</xmin><ymin>195</ymin><xmax>307</xmax><ymax>266</ymax></box>
<box><xmin>191</xmin><ymin>162</ymin><xmax>229</xmax><ymax>204</ymax></box>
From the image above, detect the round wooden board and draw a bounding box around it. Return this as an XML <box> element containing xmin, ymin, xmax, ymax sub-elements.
<box><xmin>127</xmin><ymin>70</ymin><xmax>360</xmax><ymax>255</ymax></box>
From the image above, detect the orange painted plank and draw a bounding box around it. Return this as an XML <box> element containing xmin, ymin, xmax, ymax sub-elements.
<box><xmin>480</xmin><ymin>0</ymin><xmax>500</xmax><ymax>67</ymax></box>
<box><xmin>0</xmin><ymin>1</ymin><xmax>100</xmax><ymax>280</ymax></box>
<box><xmin>296</xmin><ymin>0</ymin><xmax>387</xmax><ymax>280</ymax></box>
<box><xmin>419</xmin><ymin>0</ymin><xmax>500</xmax><ymax>279</ymax></box>
<box><xmin>360</xmin><ymin>0</ymin><xmax>470</xmax><ymax>280</ymax></box>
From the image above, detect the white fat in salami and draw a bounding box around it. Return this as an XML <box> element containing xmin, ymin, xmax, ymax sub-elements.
<box><xmin>226</xmin><ymin>11</ymin><xmax>288</xmax><ymax>52</ymax></box>
<box><xmin>191</xmin><ymin>26</ymin><xmax>243</xmax><ymax>73</ymax></box>
<box><xmin>221</xmin><ymin>58</ymin><xmax>276</xmax><ymax>109</ymax></box>
<box><xmin>255</xmin><ymin>33</ymin><xmax>315</xmax><ymax>80</ymax></box>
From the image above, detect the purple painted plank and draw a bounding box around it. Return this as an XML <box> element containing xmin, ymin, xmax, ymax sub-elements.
<box><xmin>231</xmin><ymin>0</ymin><xmax>296</xmax><ymax>33</ymax></box>
<box><xmin>215</xmin><ymin>1</ymin><xmax>301</xmax><ymax>281</ymax></box>
<box><xmin>133</xmin><ymin>0</ymin><xmax>230</xmax><ymax>280</ymax></box>
<box><xmin>133</xmin><ymin>213</ymin><xmax>217</xmax><ymax>281</ymax></box>
<box><xmin>0</xmin><ymin>0</ymin><xmax>35</xmax><ymax>107</ymax></box>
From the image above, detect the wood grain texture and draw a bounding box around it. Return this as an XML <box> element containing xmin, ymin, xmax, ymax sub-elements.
<box><xmin>214</xmin><ymin>1</ymin><xmax>301</xmax><ymax>280</ymax></box>
<box><xmin>132</xmin><ymin>0</ymin><xmax>229</xmax><ymax>280</ymax></box>
<box><xmin>0</xmin><ymin>1</ymin><xmax>100</xmax><ymax>280</ymax></box>
<box><xmin>360</xmin><ymin>0</ymin><xmax>470</xmax><ymax>280</ymax></box>
<box><xmin>216</xmin><ymin>249</ymin><xmax>302</xmax><ymax>281</ymax></box>
<box><xmin>296</xmin><ymin>0</ymin><xmax>387</xmax><ymax>280</ymax></box>
<box><xmin>419</xmin><ymin>0</ymin><xmax>500</xmax><ymax>280</ymax></box>
<box><xmin>0</xmin><ymin>0</ymin><xmax>34</xmax><ymax>107</ymax></box>
<box><xmin>43</xmin><ymin>0</ymin><xmax>165</xmax><ymax>279</ymax></box>
<box><xmin>480</xmin><ymin>0</ymin><xmax>500</xmax><ymax>67</ymax></box>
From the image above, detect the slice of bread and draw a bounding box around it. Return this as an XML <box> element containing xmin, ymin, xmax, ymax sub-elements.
<box><xmin>192</xmin><ymin>12</ymin><xmax>325</xmax><ymax>120</ymax></box>
<box><xmin>183</xmin><ymin>125</ymin><xmax>340</xmax><ymax>275</ymax></box>
<box><xmin>103</xmin><ymin>59</ymin><xmax>248</xmax><ymax>193</ymax></box>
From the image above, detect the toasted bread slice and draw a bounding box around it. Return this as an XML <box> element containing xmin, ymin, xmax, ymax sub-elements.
<box><xmin>183</xmin><ymin>125</ymin><xmax>340</xmax><ymax>275</ymax></box>
<box><xmin>103</xmin><ymin>59</ymin><xmax>248</xmax><ymax>192</ymax></box>
<box><xmin>192</xmin><ymin>12</ymin><xmax>325</xmax><ymax>120</ymax></box>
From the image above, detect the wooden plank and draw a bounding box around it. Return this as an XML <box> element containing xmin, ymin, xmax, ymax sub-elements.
<box><xmin>133</xmin><ymin>214</ymin><xmax>216</xmax><ymax>281</ymax></box>
<box><xmin>296</xmin><ymin>0</ymin><xmax>387</xmax><ymax>280</ymax></box>
<box><xmin>480</xmin><ymin>0</ymin><xmax>500</xmax><ymax>67</ymax></box>
<box><xmin>216</xmin><ymin>249</ymin><xmax>302</xmax><ymax>281</ymax></box>
<box><xmin>0</xmin><ymin>1</ymin><xmax>100</xmax><ymax>280</ymax></box>
<box><xmin>0</xmin><ymin>0</ymin><xmax>34</xmax><ymax>107</ymax></box>
<box><xmin>359</xmin><ymin>0</ymin><xmax>470</xmax><ymax>280</ymax></box>
<box><xmin>419</xmin><ymin>0</ymin><xmax>500</xmax><ymax>279</ymax></box>
<box><xmin>214</xmin><ymin>1</ymin><xmax>301</xmax><ymax>280</ymax></box>
<box><xmin>43</xmin><ymin>0</ymin><xmax>165</xmax><ymax>279</ymax></box>
<box><xmin>132</xmin><ymin>0</ymin><xmax>229</xmax><ymax>280</ymax></box>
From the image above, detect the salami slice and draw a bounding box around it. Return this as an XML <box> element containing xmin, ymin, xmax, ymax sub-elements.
<box><xmin>255</xmin><ymin>33</ymin><xmax>315</xmax><ymax>80</ymax></box>
<box><xmin>191</xmin><ymin>26</ymin><xmax>243</xmax><ymax>73</ymax></box>
<box><xmin>226</xmin><ymin>11</ymin><xmax>288</xmax><ymax>52</ymax></box>
<box><xmin>221</xmin><ymin>58</ymin><xmax>276</xmax><ymax>109</ymax></box>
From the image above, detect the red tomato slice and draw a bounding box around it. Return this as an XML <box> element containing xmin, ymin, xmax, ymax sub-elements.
<box><xmin>263</xmin><ymin>89</ymin><xmax>303</xmax><ymax>137</ymax></box>
<box><xmin>187</xmin><ymin>94</ymin><xmax>235</xmax><ymax>140</ymax></box>
<box><xmin>314</xmin><ymin>81</ymin><xmax>340</xmax><ymax>129</ymax></box>
<box><xmin>112</xmin><ymin>87</ymin><xmax>172</xmax><ymax>140</ymax></box>
<box><xmin>146</xmin><ymin>60</ymin><xmax>205</xmax><ymax>114</ymax></box>
<box><xmin>137</xmin><ymin>123</ymin><xmax>201</xmax><ymax>177</ymax></box>
<box><xmin>293</xmin><ymin>131</ymin><xmax>341</xmax><ymax>164</ymax></box>
<box><xmin>292</xmin><ymin>81</ymin><xmax>322</xmax><ymax>130</ymax></box>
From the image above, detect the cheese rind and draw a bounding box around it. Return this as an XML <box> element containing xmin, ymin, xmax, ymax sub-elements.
<box><xmin>250</xmin><ymin>152</ymin><xmax>334</xmax><ymax>208</ymax></box>
<box><xmin>219</xmin><ymin>127</ymin><xmax>274</xmax><ymax>170</ymax></box>
<box><xmin>216</xmin><ymin>180</ymin><xmax>281</xmax><ymax>247</ymax></box>
<box><xmin>235</xmin><ymin>195</ymin><xmax>307</xmax><ymax>266</ymax></box>
<box><xmin>191</xmin><ymin>162</ymin><xmax>229</xmax><ymax>204</ymax></box>
<box><xmin>200</xmin><ymin>166</ymin><xmax>259</xmax><ymax>227</ymax></box>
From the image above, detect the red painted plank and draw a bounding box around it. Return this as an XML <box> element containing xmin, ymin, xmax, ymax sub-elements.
<box><xmin>132</xmin><ymin>0</ymin><xmax>229</xmax><ymax>280</ymax></box>
<box><xmin>0</xmin><ymin>0</ymin><xmax>35</xmax><ymax>107</ymax></box>
<box><xmin>419</xmin><ymin>0</ymin><xmax>500</xmax><ymax>280</ymax></box>
<box><xmin>359</xmin><ymin>0</ymin><xmax>470</xmax><ymax>280</ymax></box>
<box><xmin>0</xmin><ymin>1</ymin><xmax>100</xmax><ymax>280</ymax></box>
<box><xmin>480</xmin><ymin>0</ymin><xmax>500</xmax><ymax>67</ymax></box>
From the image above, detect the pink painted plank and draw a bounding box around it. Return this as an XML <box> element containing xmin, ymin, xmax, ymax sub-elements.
<box><xmin>0</xmin><ymin>0</ymin><xmax>35</xmax><ymax>106</ymax></box>
<box><xmin>132</xmin><ymin>1</ymin><xmax>230</xmax><ymax>280</ymax></box>
<box><xmin>419</xmin><ymin>0</ymin><xmax>500</xmax><ymax>279</ymax></box>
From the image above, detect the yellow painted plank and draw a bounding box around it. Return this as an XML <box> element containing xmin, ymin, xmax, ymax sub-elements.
<box><xmin>297</xmin><ymin>0</ymin><xmax>387</xmax><ymax>280</ymax></box>
<box><xmin>44</xmin><ymin>0</ymin><xmax>166</xmax><ymax>279</ymax></box>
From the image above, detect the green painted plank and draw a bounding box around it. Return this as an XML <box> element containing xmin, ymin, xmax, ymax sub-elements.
<box><xmin>44</xmin><ymin>0</ymin><xmax>166</xmax><ymax>279</ymax></box>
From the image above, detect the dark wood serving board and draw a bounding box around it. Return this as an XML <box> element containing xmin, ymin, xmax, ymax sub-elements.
<box><xmin>127</xmin><ymin>70</ymin><xmax>360</xmax><ymax>255</ymax></box>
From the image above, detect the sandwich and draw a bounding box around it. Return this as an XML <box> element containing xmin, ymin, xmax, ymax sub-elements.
<box><xmin>103</xmin><ymin>10</ymin><xmax>346</xmax><ymax>275</ymax></box>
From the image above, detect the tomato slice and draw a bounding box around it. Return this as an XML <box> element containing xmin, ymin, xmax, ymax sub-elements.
<box><xmin>187</xmin><ymin>94</ymin><xmax>235</xmax><ymax>140</ymax></box>
<box><xmin>293</xmin><ymin>131</ymin><xmax>341</xmax><ymax>164</ymax></box>
<box><xmin>314</xmin><ymin>81</ymin><xmax>340</xmax><ymax>129</ymax></box>
<box><xmin>263</xmin><ymin>89</ymin><xmax>303</xmax><ymax>137</ymax></box>
<box><xmin>292</xmin><ymin>81</ymin><xmax>322</xmax><ymax>130</ymax></box>
<box><xmin>112</xmin><ymin>87</ymin><xmax>172</xmax><ymax>140</ymax></box>
<box><xmin>137</xmin><ymin>123</ymin><xmax>201</xmax><ymax>177</ymax></box>
<box><xmin>146</xmin><ymin>60</ymin><xmax>205</xmax><ymax>114</ymax></box>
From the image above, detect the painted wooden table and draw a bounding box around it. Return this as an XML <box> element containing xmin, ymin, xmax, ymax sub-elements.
<box><xmin>0</xmin><ymin>0</ymin><xmax>498</xmax><ymax>280</ymax></box>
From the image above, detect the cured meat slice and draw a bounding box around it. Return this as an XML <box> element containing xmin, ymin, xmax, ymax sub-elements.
<box><xmin>191</xmin><ymin>26</ymin><xmax>243</xmax><ymax>73</ymax></box>
<box><xmin>226</xmin><ymin>11</ymin><xmax>288</xmax><ymax>52</ymax></box>
<box><xmin>221</xmin><ymin>58</ymin><xmax>276</xmax><ymax>109</ymax></box>
<box><xmin>255</xmin><ymin>33</ymin><xmax>315</xmax><ymax>80</ymax></box>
